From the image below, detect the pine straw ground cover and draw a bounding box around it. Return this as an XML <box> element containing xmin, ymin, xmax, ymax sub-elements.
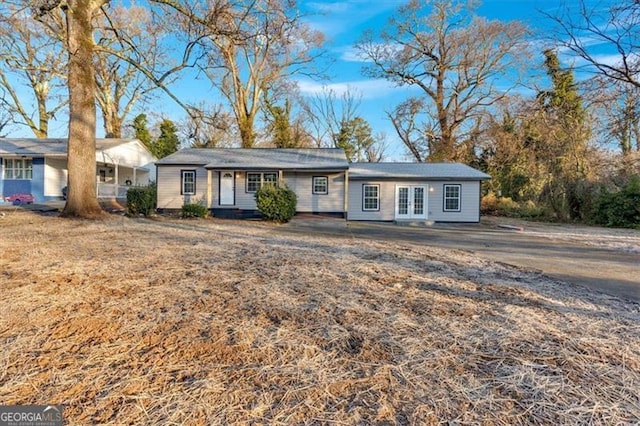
<box><xmin>0</xmin><ymin>210</ymin><xmax>639</xmax><ymax>425</ymax></box>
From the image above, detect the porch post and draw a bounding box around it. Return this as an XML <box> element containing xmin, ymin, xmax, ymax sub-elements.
<box><xmin>133</xmin><ymin>167</ymin><xmax>137</xmax><ymax>185</ymax></box>
<box><xmin>343</xmin><ymin>170</ymin><xmax>349</xmax><ymax>220</ymax></box>
<box><xmin>114</xmin><ymin>163</ymin><xmax>119</xmax><ymax>197</ymax></box>
<box><xmin>278</xmin><ymin>169</ymin><xmax>284</xmax><ymax>186</ymax></box>
<box><xmin>206</xmin><ymin>169</ymin><xmax>212</xmax><ymax>208</ymax></box>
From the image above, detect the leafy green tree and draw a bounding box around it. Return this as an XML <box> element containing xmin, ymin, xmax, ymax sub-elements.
<box><xmin>132</xmin><ymin>113</ymin><xmax>153</xmax><ymax>151</ymax></box>
<box><xmin>153</xmin><ymin>119</ymin><xmax>180</xmax><ymax>158</ymax></box>
<box><xmin>534</xmin><ymin>49</ymin><xmax>591</xmax><ymax>219</ymax></box>
<box><xmin>334</xmin><ymin>117</ymin><xmax>376</xmax><ymax>162</ymax></box>
<box><xmin>266</xmin><ymin>99</ymin><xmax>295</xmax><ymax>148</ymax></box>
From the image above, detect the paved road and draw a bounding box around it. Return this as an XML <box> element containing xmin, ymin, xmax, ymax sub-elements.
<box><xmin>283</xmin><ymin>218</ymin><xmax>640</xmax><ymax>304</ymax></box>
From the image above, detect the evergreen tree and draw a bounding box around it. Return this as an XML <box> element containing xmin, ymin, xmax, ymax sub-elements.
<box><xmin>153</xmin><ymin>119</ymin><xmax>180</xmax><ymax>158</ymax></box>
<box><xmin>533</xmin><ymin>49</ymin><xmax>591</xmax><ymax>219</ymax></box>
<box><xmin>132</xmin><ymin>113</ymin><xmax>153</xmax><ymax>151</ymax></box>
<box><xmin>334</xmin><ymin>117</ymin><xmax>375</xmax><ymax>162</ymax></box>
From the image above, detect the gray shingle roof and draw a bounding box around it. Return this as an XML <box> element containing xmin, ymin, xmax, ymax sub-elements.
<box><xmin>156</xmin><ymin>148</ymin><xmax>350</xmax><ymax>170</ymax></box>
<box><xmin>0</xmin><ymin>138</ymin><xmax>140</xmax><ymax>156</ymax></box>
<box><xmin>349</xmin><ymin>162</ymin><xmax>491</xmax><ymax>180</ymax></box>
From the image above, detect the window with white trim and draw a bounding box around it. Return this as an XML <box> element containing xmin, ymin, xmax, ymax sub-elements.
<box><xmin>443</xmin><ymin>184</ymin><xmax>461</xmax><ymax>212</ymax></box>
<box><xmin>312</xmin><ymin>176</ymin><xmax>328</xmax><ymax>195</ymax></box>
<box><xmin>3</xmin><ymin>158</ymin><xmax>33</xmax><ymax>180</ymax></box>
<box><xmin>362</xmin><ymin>184</ymin><xmax>379</xmax><ymax>211</ymax></box>
<box><xmin>246</xmin><ymin>172</ymin><xmax>278</xmax><ymax>192</ymax></box>
<box><xmin>181</xmin><ymin>170</ymin><xmax>196</xmax><ymax>195</ymax></box>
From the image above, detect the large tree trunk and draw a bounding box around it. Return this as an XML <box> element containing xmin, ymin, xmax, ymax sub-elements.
<box><xmin>62</xmin><ymin>0</ymin><xmax>104</xmax><ymax>218</ymax></box>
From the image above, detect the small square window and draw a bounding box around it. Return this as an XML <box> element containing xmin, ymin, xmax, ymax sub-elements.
<box><xmin>363</xmin><ymin>184</ymin><xmax>379</xmax><ymax>211</ymax></box>
<box><xmin>312</xmin><ymin>176</ymin><xmax>328</xmax><ymax>195</ymax></box>
<box><xmin>443</xmin><ymin>184</ymin><xmax>461</xmax><ymax>212</ymax></box>
<box><xmin>181</xmin><ymin>170</ymin><xmax>196</xmax><ymax>195</ymax></box>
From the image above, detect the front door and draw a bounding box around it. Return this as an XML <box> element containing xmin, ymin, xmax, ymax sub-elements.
<box><xmin>220</xmin><ymin>172</ymin><xmax>235</xmax><ymax>205</ymax></box>
<box><xmin>395</xmin><ymin>185</ymin><xmax>427</xmax><ymax>219</ymax></box>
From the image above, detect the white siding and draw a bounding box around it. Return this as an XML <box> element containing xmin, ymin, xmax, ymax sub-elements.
<box><xmin>44</xmin><ymin>158</ymin><xmax>67</xmax><ymax>197</ymax></box>
<box><xmin>156</xmin><ymin>166</ymin><xmax>208</xmax><ymax>209</ymax></box>
<box><xmin>348</xmin><ymin>180</ymin><xmax>481</xmax><ymax>222</ymax></box>
<box><xmin>208</xmin><ymin>171</ymin><xmax>346</xmax><ymax>213</ymax></box>
<box><xmin>286</xmin><ymin>172</ymin><xmax>345</xmax><ymax>213</ymax></box>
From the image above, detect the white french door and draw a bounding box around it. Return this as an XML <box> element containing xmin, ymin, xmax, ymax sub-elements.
<box><xmin>395</xmin><ymin>185</ymin><xmax>427</xmax><ymax>219</ymax></box>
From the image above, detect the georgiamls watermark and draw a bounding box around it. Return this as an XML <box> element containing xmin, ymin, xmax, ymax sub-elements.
<box><xmin>0</xmin><ymin>405</ymin><xmax>63</xmax><ymax>426</ymax></box>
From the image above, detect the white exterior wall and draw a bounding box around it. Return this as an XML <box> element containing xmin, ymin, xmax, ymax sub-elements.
<box><xmin>348</xmin><ymin>180</ymin><xmax>481</xmax><ymax>222</ymax></box>
<box><xmin>285</xmin><ymin>172</ymin><xmax>345</xmax><ymax>213</ymax></box>
<box><xmin>99</xmin><ymin>140</ymin><xmax>156</xmax><ymax>185</ymax></box>
<box><xmin>156</xmin><ymin>165</ymin><xmax>208</xmax><ymax>209</ymax></box>
<box><xmin>208</xmin><ymin>170</ymin><xmax>345</xmax><ymax>213</ymax></box>
<box><xmin>44</xmin><ymin>158</ymin><xmax>68</xmax><ymax>197</ymax></box>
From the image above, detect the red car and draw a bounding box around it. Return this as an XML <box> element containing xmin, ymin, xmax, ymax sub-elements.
<box><xmin>5</xmin><ymin>193</ymin><xmax>35</xmax><ymax>205</ymax></box>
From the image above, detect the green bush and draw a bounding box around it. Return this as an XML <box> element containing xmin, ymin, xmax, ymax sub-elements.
<box><xmin>126</xmin><ymin>182</ymin><xmax>156</xmax><ymax>217</ymax></box>
<box><xmin>181</xmin><ymin>202</ymin><xmax>209</xmax><ymax>218</ymax></box>
<box><xmin>255</xmin><ymin>184</ymin><xmax>297</xmax><ymax>222</ymax></box>
<box><xmin>592</xmin><ymin>176</ymin><xmax>640</xmax><ymax>228</ymax></box>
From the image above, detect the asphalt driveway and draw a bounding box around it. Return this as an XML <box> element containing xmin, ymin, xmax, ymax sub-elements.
<box><xmin>283</xmin><ymin>217</ymin><xmax>640</xmax><ymax>304</ymax></box>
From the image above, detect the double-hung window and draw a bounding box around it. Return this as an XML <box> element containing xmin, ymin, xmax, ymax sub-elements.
<box><xmin>3</xmin><ymin>158</ymin><xmax>33</xmax><ymax>180</ymax></box>
<box><xmin>246</xmin><ymin>172</ymin><xmax>277</xmax><ymax>192</ymax></box>
<box><xmin>362</xmin><ymin>184</ymin><xmax>380</xmax><ymax>211</ymax></box>
<box><xmin>181</xmin><ymin>170</ymin><xmax>196</xmax><ymax>195</ymax></box>
<box><xmin>443</xmin><ymin>184</ymin><xmax>461</xmax><ymax>212</ymax></box>
<box><xmin>312</xmin><ymin>176</ymin><xmax>328</xmax><ymax>195</ymax></box>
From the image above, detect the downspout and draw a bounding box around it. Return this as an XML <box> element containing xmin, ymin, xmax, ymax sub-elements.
<box><xmin>344</xmin><ymin>170</ymin><xmax>349</xmax><ymax>220</ymax></box>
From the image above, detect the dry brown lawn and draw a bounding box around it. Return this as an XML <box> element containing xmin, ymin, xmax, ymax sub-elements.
<box><xmin>0</xmin><ymin>210</ymin><xmax>639</xmax><ymax>425</ymax></box>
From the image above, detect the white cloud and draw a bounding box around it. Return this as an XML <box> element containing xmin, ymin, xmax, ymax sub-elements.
<box><xmin>296</xmin><ymin>78</ymin><xmax>403</xmax><ymax>99</ymax></box>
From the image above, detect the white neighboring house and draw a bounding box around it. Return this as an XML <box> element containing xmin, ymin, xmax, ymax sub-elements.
<box><xmin>0</xmin><ymin>138</ymin><xmax>157</xmax><ymax>202</ymax></box>
<box><xmin>155</xmin><ymin>148</ymin><xmax>491</xmax><ymax>223</ymax></box>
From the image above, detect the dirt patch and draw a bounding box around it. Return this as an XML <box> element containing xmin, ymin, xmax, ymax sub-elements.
<box><xmin>1</xmin><ymin>210</ymin><xmax>639</xmax><ymax>424</ymax></box>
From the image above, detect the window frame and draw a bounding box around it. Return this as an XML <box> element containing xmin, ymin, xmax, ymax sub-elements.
<box><xmin>312</xmin><ymin>176</ymin><xmax>329</xmax><ymax>195</ymax></box>
<box><xmin>181</xmin><ymin>170</ymin><xmax>196</xmax><ymax>195</ymax></box>
<box><xmin>245</xmin><ymin>171</ymin><xmax>278</xmax><ymax>193</ymax></box>
<box><xmin>362</xmin><ymin>184</ymin><xmax>380</xmax><ymax>212</ymax></box>
<box><xmin>3</xmin><ymin>158</ymin><xmax>33</xmax><ymax>180</ymax></box>
<box><xmin>443</xmin><ymin>184</ymin><xmax>461</xmax><ymax>212</ymax></box>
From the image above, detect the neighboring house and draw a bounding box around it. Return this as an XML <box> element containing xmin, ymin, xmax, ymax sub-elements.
<box><xmin>347</xmin><ymin>162</ymin><xmax>490</xmax><ymax>222</ymax></box>
<box><xmin>156</xmin><ymin>148</ymin><xmax>349</xmax><ymax>218</ymax></box>
<box><xmin>0</xmin><ymin>138</ymin><xmax>157</xmax><ymax>202</ymax></box>
<box><xmin>156</xmin><ymin>148</ymin><xmax>490</xmax><ymax>222</ymax></box>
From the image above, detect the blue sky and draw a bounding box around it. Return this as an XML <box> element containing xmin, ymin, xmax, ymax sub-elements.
<box><xmin>5</xmin><ymin>0</ymin><xmax>618</xmax><ymax>159</ymax></box>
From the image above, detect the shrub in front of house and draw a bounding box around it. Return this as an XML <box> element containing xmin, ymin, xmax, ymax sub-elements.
<box><xmin>126</xmin><ymin>182</ymin><xmax>156</xmax><ymax>217</ymax></box>
<box><xmin>181</xmin><ymin>202</ymin><xmax>209</xmax><ymax>218</ymax></box>
<box><xmin>255</xmin><ymin>185</ymin><xmax>297</xmax><ymax>223</ymax></box>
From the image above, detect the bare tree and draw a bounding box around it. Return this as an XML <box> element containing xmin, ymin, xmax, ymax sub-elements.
<box><xmin>180</xmin><ymin>102</ymin><xmax>235</xmax><ymax>148</ymax></box>
<box><xmin>547</xmin><ymin>0</ymin><xmax>640</xmax><ymax>88</ymax></box>
<box><xmin>586</xmin><ymin>76</ymin><xmax>640</xmax><ymax>154</ymax></box>
<box><xmin>93</xmin><ymin>4</ymin><xmax>170</xmax><ymax>138</ymax></box>
<box><xmin>198</xmin><ymin>0</ymin><xmax>324</xmax><ymax>147</ymax></box>
<box><xmin>33</xmin><ymin>0</ymin><xmax>107</xmax><ymax>217</ymax></box>
<box><xmin>0</xmin><ymin>2</ymin><xmax>67</xmax><ymax>137</ymax></box>
<box><xmin>357</xmin><ymin>0</ymin><xmax>528</xmax><ymax>162</ymax></box>
<box><xmin>302</xmin><ymin>86</ymin><xmax>361</xmax><ymax>148</ymax></box>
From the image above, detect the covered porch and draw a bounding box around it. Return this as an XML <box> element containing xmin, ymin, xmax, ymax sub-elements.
<box><xmin>95</xmin><ymin>161</ymin><xmax>152</xmax><ymax>199</ymax></box>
